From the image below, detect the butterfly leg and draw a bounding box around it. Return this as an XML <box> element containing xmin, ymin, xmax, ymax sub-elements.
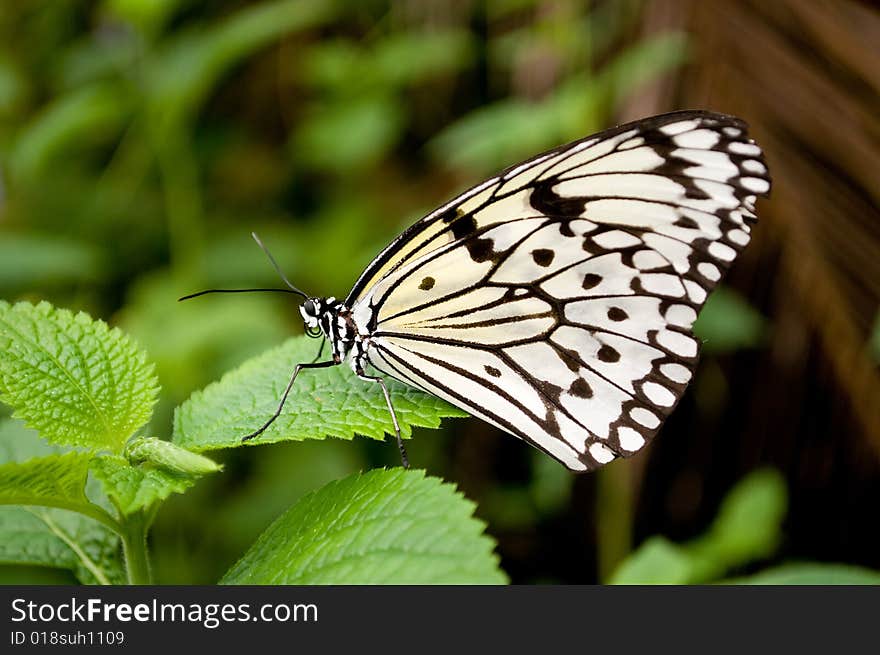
<box><xmin>242</xmin><ymin>358</ymin><xmax>337</xmax><ymax>442</ymax></box>
<box><xmin>356</xmin><ymin>371</ymin><xmax>410</xmax><ymax>469</ymax></box>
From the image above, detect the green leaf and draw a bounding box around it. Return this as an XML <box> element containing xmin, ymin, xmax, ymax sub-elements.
<box><xmin>371</xmin><ymin>30</ymin><xmax>476</xmax><ymax>86</ymax></box>
<box><xmin>105</xmin><ymin>0</ymin><xmax>183</xmax><ymax>36</ymax></box>
<box><xmin>0</xmin><ymin>417</ymin><xmax>118</xmax><ymax>530</ymax></box>
<box><xmin>0</xmin><ymin>417</ymin><xmax>60</xmax><ymax>462</ymax></box>
<box><xmin>221</xmin><ymin>468</ymin><xmax>507</xmax><ymax>584</ymax></box>
<box><xmin>608</xmin><ymin>536</ymin><xmax>692</xmax><ymax>585</ymax></box>
<box><xmin>0</xmin><ymin>301</ymin><xmax>159</xmax><ymax>452</ymax></box>
<box><xmin>601</xmin><ymin>32</ymin><xmax>689</xmax><ymax>106</ymax></box>
<box><xmin>0</xmin><ymin>234</ymin><xmax>105</xmax><ymax>290</ymax></box>
<box><xmin>529</xmin><ymin>448</ymin><xmax>574</xmax><ymax>515</ymax></box>
<box><xmin>725</xmin><ymin>563</ymin><xmax>880</xmax><ymax>585</ymax></box>
<box><xmin>145</xmin><ymin>0</ymin><xmax>339</xmax><ymax>131</ymax></box>
<box><xmin>10</xmin><ymin>83</ymin><xmax>131</xmax><ymax>180</ymax></box>
<box><xmin>429</xmin><ymin>32</ymin><xmax>687</xmax><ymax>175</ymax></box>
<box><xmin>209</xmin><ymin>440</ymin><xmax>363</xmax><ymax>555</ymax></box>
<box><xmin>292</xmin><ymin>94</ymin><xmax>405</xmax><ymax>172</ymax></box>
<box><xmin>0</xmin><ymin>419</ymin><xmax>123</xmax><ymax>584</ymax></box>
<box><xmin>610</xmin><ymin>469</ymin><xmax>788</xmax><ymax>584</ymax></box>
<box><xmin>0</xmin><ymin>508</ymin><xmax>124</xmax><ymax>585</ymax></box>
<box><xmin>429</xmin><ymin>96</ymin><xmax>575</xmax><ymax>175</ymax></box>
<box><xmin>0</xmin><ymin>54</ymin><xmax>27</xmax><ymax>117</ymax></box>
<box><xmin>683</xmin><ymin>468</ymin><xmax>787</xmax><ymax>581</ymax></box>
<box><xmin>303</xmin><ymin>30</ymin><xmax>474</xmax><ymax>93</ymax></box>
<box><xmin>90</xmin><ymin>454</ymin><xmax>204</xmax><ymax>517</ymax></box>
<box><xmin>694</xmin><ymin>287</ymin><xmax>768</xmax><ymax>353</ymax></box>
<box><xmin>173</xmin><ymin>336</ymin><xmax>467</xmax><ymax>452</ymax></box>
<box><xmin>0</xmin><ymin>451</ymin><xmax>93</xmax><ymax>512</ymax></box>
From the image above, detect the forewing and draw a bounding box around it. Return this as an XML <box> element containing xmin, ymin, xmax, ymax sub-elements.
<box><xmin>346</xmin><ymin>110</ymin><xmax>768</xmax><ymax>308</ymax></box>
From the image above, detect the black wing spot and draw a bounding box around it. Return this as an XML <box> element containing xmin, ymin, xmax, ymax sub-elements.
<box><xmin>683</xmin><ymin>181</ymin><xmax>712</xmax><ymax>200</ymax></box>
<box><xmin>569</xmin><ymin>378</ymin><xmax>593</xmax><ymax>398</ymax></box>
<box><xmin>582</xmin><ymin>273</ymin><xmax>602</xmax><ymax>289</ymax></box>
<box><xmin>674</xmin><ymin>215</ymin><xmax>701</xmax><ymax>230</ymax></box>
<box><xmin>484</xmin><ymin>365</ymin><xmax>502</xmax><ymax>378</ymax></box>
<box><xmin>607</xmin><ymin>307</ymin><xmax>628</xmax><ymax>322</ymax></box>
<box><xmin>466</xmin><ymin>238</ymin><xmax>495</xmax><ymax>263</ymax></box>
<box><xmin>530</xmin><ymin>179</ymin><xmax>587</xmax><ymax>216</ymax></box>
<box><xmin>598</xmin><ymin>345</ymin><xmax>620</xmax><ymax>363</ymax></box>
<box><xmin>532</xmin><ymin>248</ymin><xmax>555</xmax><ymax>267</ymax></box>
<box><xmin>451</xmin><ymin>214</ymin><xmax>478</xmax><ymax>239</ymax></box>
<box><xmin>439</xmin><ymin>206</ymin><xmax>463</xmax><ymax>224</ymax></box>
<box><xmin>419</xmin><ymin>276</ymin><xmax>435</xmax><ymax>291</ymax></box>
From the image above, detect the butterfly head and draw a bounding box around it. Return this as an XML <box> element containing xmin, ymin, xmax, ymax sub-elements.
<box><xmin>299</xmin><ymin>296</ymin><xmax>347</xmax><ymax>340</ymax></box>
<box><xmin>299</xmin><ymin>297</ymin><xmax>325</xmax><ymax>337</ymax></box>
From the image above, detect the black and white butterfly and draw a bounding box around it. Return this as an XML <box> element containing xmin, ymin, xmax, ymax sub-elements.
<box><xmin>186</xmin><ymin>110</ymin><xmax>770</xmax><ymax>472</ymax></box>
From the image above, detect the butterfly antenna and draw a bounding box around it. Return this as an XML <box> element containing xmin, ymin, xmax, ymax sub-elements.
<box><xmin>178</xmin><ymin>288</ymin><xmax>302</xmax><ymax>302</ymax></box>
<box><xmin>251</xmin><ymin>232</ymin><xmax>308</xmax><ymax>299</ymax></box>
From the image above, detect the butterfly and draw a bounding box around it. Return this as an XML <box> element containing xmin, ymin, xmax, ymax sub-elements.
<box><xmin>184</xmin><ymin>110</ymin><xmax>770</xmax><ymax>472</ymax></box>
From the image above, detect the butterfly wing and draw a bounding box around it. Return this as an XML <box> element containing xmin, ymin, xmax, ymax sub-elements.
<box><xmin>350</xmin><ymin>110</ymin><xmax>770</xmax><ymax>471</ymax></box>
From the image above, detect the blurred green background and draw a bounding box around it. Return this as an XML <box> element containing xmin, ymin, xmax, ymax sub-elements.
<box><xmin>1</xmin><ymin>0</ymin><xmax>878</xmax><ymax>584</ymax></box>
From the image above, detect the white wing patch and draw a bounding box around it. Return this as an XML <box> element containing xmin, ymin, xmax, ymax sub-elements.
<box><xmin>347</xmin><ymin>110</ymin><xmax>770</xmax><ymax>471</ymax></box>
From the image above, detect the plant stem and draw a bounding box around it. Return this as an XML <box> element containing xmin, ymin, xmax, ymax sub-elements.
<box><xmin>595</xmin><ymin>462</ymin><xmax>634</xmax><ymax>582</ymax></box>
<box><xmin>155</xmin><ymin>124</ymin><xmax>204</xmax><ymax>279</ymax></box>
<box><xmin>121</xmin><ymin>511</ymin><xmax>152</xmax><ymax>585</ymax></box>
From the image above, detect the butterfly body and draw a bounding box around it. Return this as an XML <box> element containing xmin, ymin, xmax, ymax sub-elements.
<box><xmin>287</xmin><ymin>110</ymin><xmax>769</xmax><ymax>472</ymax></box>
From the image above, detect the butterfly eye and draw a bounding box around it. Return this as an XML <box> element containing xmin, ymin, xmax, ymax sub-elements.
<box><xmin>303</xmin><ymin>299</ymin><xmax>316</xmax><ymax>316</ymax></box>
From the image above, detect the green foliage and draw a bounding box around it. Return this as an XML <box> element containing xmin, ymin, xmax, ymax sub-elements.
<box><xmin>90</xmin><ymin>456</ymin><xmax>199</xmax><ymax>517</ymax></box>
<box><xmin>0</xmin><ymin>302</ymin><xmax>219</xmax><ymax>583</ymax></box>
<box><xmin>92</xmin><ymin>438</ymin><xmax>222</xmax><ymax>516</ymax></box>
<box><xmin>725</xmin><ymin>563</ymin><xmax>880</xmax><ymax>585</ymax></box>
<box><xmin>0</xmin><ymin>234</ymin><xmax>104</xmax><ymax>290</ymax></box>
<box><xmin>429</xmin><ymin>31</ymin><xmax>688</xmax><ymax>174</ymax></box>
<box><xmin>222</xmin><ymin>468</ymin><xmax>506</xmax><ymax>585</ymax></box>
<box><xmin>606</xmin><ymin>470</ymin><xmax>880</xmax><ymax>586</ymax></box>
<box><xmin>529</xmin><ymin>449</ymin><xmax>574</xmax><ymax>515</ymax></box>
<box><xmin>0</xmin><ymin>452</ymin><xmax>94</xmax><ymax>512</ymax></box>
<box><xmin>609</xmin><ymin>536</ymin><xmax>692</xmax><ymax>585</ymax></box>
<box><xmin>293</xmin><ymin>94</ymin><xmax>405</xmax><ymax>173</ymax></box>
<box><xmin>684</xmin><ymin>468</ymin><xmax>787</xmax><ymax>580</ymax></box>
<box><xmin>694</xmin><ymin>287</ymin><xmax>768</xmax><ymax>354</ymax></box>
<box><xmin>295</xmin><ymin>29</ymin><xmax>475</xmax><ymax>173</ymax></box>
<box><xmin>173</xmin><ymin>336</ymin><xmax>467</xmax><ymax>452</ymax></box>
<box><xmin>5</xmin><ymin>0</ymin><xmax>866</xmax><ymax>588</ymax></box>
<box><xmin>0</xmin><ymin>508</ymin><xmax>125</xmax><ymax>585</ymax></box>
<box><xmin>0</xmin><ymin>298</ymin><xmax>491</xmax><ymax>585</ymax></box>
<box><xmin>479</xmin><ymin>450</ymin><xmax>574</xmax><ymax>530</ymax></box>
<box><xmin>142</xmin><ymin>0</ymin><xmax>339</xmax><ymax>132</ymax></box>
<box><xmin>0</xmin><ymin>301</ymin><xmax>159</xmax><ymax>452</ymax></box>
<box><xmin>204</xmin><ymin>440</ymin><xmax>363</xmax><ymax>560</ymax></box>
<box><xmin>0</xmin><ymin>419</ymin><xmax>58</xmax><ymax>463</ymax></box>
<box><xmin>0</xmin><ymin>420</ymin><xmax>101</xmax><ymax>520</ymax></box>
<box><xmin>105</xmin><ymin>0</ymin><xmax>183</xmax><ymax>36</ymax></box>
<box><xmin>10</xmin><ymin>83</ymin><xmax>131</xmax><ymax>180</ymax></box>
<box><xmin>610</xmin><ymin>469</ymin><xmax>787</xmax><ymax>584</ymax></box>
<box><xmin>0</xmin><ymin>419</ymin><xmax>124</xmax><ymax>585</ymax></box>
